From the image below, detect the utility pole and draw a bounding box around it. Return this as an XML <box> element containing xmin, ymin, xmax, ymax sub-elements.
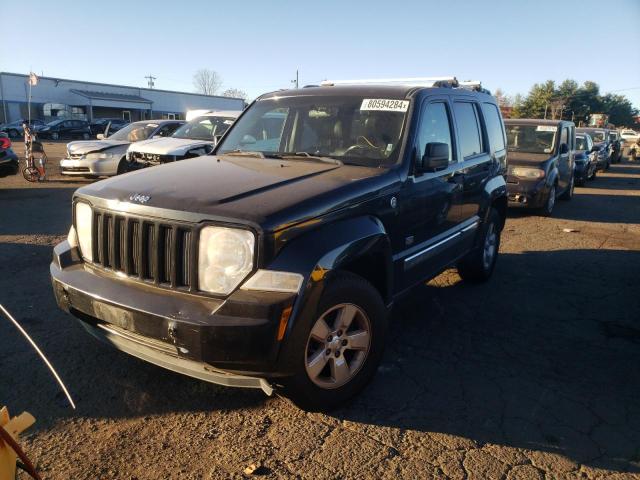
<box><xmin>144</xmin><ymin>75</ymin><xmax>156</xmax><ymax>89</ymax></box>
<box><xmin>291</xmin><ymin>70</ymin><xmax>299</xmax><ymax>89</ymax></box>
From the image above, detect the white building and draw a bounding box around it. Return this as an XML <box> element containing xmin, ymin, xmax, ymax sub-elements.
<box><xmin>0</xmin><ymin>72</ymin><xmax>245</xmax><ymax>124</ymax></box>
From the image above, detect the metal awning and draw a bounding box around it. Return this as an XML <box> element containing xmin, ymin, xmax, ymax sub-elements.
<box><xmin>70</xmin><ymin>89</ymin><xmax>152</xmax><ymax>109</ymax></box>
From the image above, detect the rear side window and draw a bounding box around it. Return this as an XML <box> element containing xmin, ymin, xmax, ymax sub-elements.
<box><xmin>481</xmin><ymin>103</ymin><xmax>505</xmax><ymax>152</ymax></box>
<box><xmin>416</xmin><ymin>102</ymin><xmax>454</xmax><ymax>163</ymax></box>
<box><xmin>453</xmin><ymin>102</ymin><xmax>483</xmax><ymax>158</ymax></box>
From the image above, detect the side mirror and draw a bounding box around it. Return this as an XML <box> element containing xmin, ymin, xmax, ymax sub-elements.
<box><xmin>96</xmin><ymin>133</ymin><xmax>105</xmax><ymax>140</ymax></box>
<box><xmin>419</xmin><ymin>142</ymin><xmax>449</xmax><ymax>173</ymax></box>
<box><xmin>559</xmin><ymin>143</ymin><xmax>569</xmax><ymax>155</ymax></box>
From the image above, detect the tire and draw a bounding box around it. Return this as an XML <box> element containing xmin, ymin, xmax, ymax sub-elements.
<box><xmin>540</xmin><ymin>184</ymin><xmax>556</xmax><ymax>217</ymax></box>
<box><xmin>116</xmin><ymin>159</ymin><xmax>128</xmax><ymax>175</ymax></box>
<box><xmin>605</xmin><ymin>160</ymin><xmax>610</xmax><ymax>170</ymax></box>
<box><xmin>51</xmin><ymin>132</ymin><xmax>59</xmax><ymax>140</ymax></box>
<box><xmin>457</xmin><ymin>208</ymin><xmax>501</xmax><ymax>283</ymax></box>
<box><xmin>22</xmin><ymin>166</ymin><xmax>39</xmax><ymax>182</ymax></box>
<box><xmin>8</xmin><ymin>129</ymin><xmax>19</xmax><ymax>138</ymax></box>
<box><xmin>590</xmin><ymin>168</ymin><xmax>597</xmax><ymax>181</ymax></box>
<box><xmin>282</xmin><ymin>272</ymin><xmax>388</xmax><ymax>411</ymax></box>
<box><xmin>560</xmin><ymin>174</ymin><xmax>574</xmax><ymax>201</ymax></box>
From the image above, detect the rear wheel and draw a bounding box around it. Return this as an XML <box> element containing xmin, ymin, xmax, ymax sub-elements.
<box><xmin>22</xmin><ymin>166</ymin><xmax>39</xmax><ymax>182</ymax></box>
<box><xmin>457</xmin><ymin>208</ymin><xmax>501</xmax><ymax>283</ymax></box>
<box><xmin>282</xmin><ymin>272</ymin><xmax>388</xmax><ymax>411</ymax></box>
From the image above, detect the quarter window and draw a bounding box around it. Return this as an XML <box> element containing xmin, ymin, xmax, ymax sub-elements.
<box><xmin>453</xmin><ymin>102</ymin><xmax>483</xmax><ymax>158</ymax></box>
<box><xmin>416</xmin><ymin>102</ymin><xmax>454</xmax><ymax>163</ymax></box>
<box><xmin>481</xmin><ymin>103</ymin><xmax>506</xmax><ymax>152</ymax></box>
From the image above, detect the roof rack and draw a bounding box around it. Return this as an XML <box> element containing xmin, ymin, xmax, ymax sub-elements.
<box><xmin>320</xmin><ymin>77</ymin><xmax>459</xmax><ymax>88</ymax></box>
<box><xmin>459</xmin><ymin>80</ymin><xmax>491</xmax><ymax>94</ymax></box>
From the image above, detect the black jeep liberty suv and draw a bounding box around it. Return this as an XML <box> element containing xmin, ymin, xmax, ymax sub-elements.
<box><xmin>51</xmin><ymin>77</ymin><xmax>508</xmax><ymax>409</ymax></box>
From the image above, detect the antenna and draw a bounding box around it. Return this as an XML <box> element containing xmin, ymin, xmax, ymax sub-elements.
<box><xmin>144</xmin><ymin>74</ymin><xmax>156</xmax><ymax>89</ymax></box>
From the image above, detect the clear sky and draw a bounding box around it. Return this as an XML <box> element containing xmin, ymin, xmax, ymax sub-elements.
<box><xmin>2</xmin><ymin>0</ymin><xmax>639</xmax><ymax>106</ymax></box>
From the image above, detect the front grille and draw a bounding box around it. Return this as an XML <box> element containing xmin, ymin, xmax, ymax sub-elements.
<box><xmin>62</xmin><ymin>166</ymin><xmax>90</xmax><ymax>172</ymax></box>
<box><xmin>90</xmin><ymin>209</ymin><xmax>195</xmax><ymax>290</ymax></box>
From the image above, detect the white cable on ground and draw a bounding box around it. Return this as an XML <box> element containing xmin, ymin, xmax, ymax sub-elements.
<box><xmin>0</xmin><ymin>303</ymin><xmax>76</xmax><ymax>409</ymax></box>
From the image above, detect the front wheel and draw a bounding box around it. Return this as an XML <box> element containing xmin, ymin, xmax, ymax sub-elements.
<box><xmin>51</xmin><ymin>132</ymin><xmax>59</xmax><ymax>140</ymax></box>
<box><xmin>540</xmin><ymin>184</ymin><xmax>556</xmax><ymax>217</ymax></box>
<box><xmin>282</xmin><ymin>272</ymin><xmax>388</xmax><ymax>411</ymax></box>
<box><xmin>560</xmin><ymin>174</ymin><xmax>574</xmax><ymax>200</ymax></box>
<box><xmin>457</xmin><ymin>208</ymin><xmax>501</xmax><ymax>283</ymax></box>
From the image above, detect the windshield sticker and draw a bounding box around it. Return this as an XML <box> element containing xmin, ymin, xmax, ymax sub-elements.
<box><xmin>360</xmin><ymin>99</ymin><xmax>409</xmax><ymax>112</ymax></box>
<box><xmin>147</xmin><ymin>124</ymin><xmax>159</xmax><ymax>127</ymax></box>
<box><xmin>536</xmin><ymin>126</ymin><xmax>557</xmax><ymax>132</ymax></box>
<box><xmin>223</xmin><ymin>120</ymin><xmax>234</xmax><ymax>125</ymax></box>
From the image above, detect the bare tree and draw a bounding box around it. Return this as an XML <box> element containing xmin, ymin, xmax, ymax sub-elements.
<box><xmin>493</xmin><ymin>88</ymin><xmax>513</xmax><ymax>108</ymax></box>
<box><xmin>193</xmin><ymin>69</ymin><xmax>222</xmax><ymax>95</ymax></box>
<box><xmin>222</xmin><ymin>88</ymin><xmax>247</xmax><ymax>100</ymax></box>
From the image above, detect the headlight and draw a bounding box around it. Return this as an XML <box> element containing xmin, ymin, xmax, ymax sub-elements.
<box><xmin>86</xmin><ymin>152</ymin><xmax>112</xmax><ymax>160</ymax></box>
<box><xmin>75</xmin><ymin>202</ymin><xmax>93</xmax><ymax>261</ymax></box>
<box><xmin>198</xmin><ymin>226</ymin><xmax>255</xmax><ymax>295</ymax></box>
<box><xmin>512</xmin><ymin>167</ymin><xmax>545</xmax><ymax>179</ymax></box>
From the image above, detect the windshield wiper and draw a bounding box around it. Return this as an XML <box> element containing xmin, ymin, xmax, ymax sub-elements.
<box><xmin>277</xmin><ymin>152</ymin><xmax>343</xmax><ymax>165</ymax></box>
<box><xmin>221</xmin><ymin>149</ymin><xmax>265</xmax><ymax>158</ymax></box>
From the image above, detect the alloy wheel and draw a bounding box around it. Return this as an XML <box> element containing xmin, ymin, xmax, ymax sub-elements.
<box><xmin>305</xmin><ymin>303</ymin><xmax>371</xmax><ymax>389</ymax></box>
<box><xmin>482</xmin><ymin>223</ymin><xmax>497</xmax><ymax>270</ymax></box>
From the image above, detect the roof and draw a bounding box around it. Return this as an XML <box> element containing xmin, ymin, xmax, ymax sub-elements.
<box><xmin>259</xmin><ymin>84</ymin><xmax>490</xmax><ymax>100</ymax></box>
<box><xmin>70</xmin><ymin>89</ymin><xmax>152</xmax><ymax>104</ymax></box>
<box><xmin>130</xmin><ymin>119</ymin><xmax>185</xmax><ymax>126</ymax></box>
<box><xmin>504</xmin><ymin>118</ymin><xmax>573</xmax><ymax>126</ymax></box>
<box><xmin>0</xmin><ymin>72</ymin><xmax>245</xmax><ymax>102</ymax></box>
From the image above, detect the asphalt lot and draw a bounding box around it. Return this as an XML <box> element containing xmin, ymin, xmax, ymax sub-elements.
<box><xmin>1</xmin><ymin>142</ymin><xmax>639</xmax><ymax>479</ymax></box>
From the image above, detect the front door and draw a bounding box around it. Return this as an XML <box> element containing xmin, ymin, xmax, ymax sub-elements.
<box><xmin>394</xmin><ymin>98</ymin><xmax>464</xmax><ymax>292</ymax></box>
<box><xmin>557</xmin><ymin>125</ymin><xmax>572</xmax><ymax>191</ymax></box>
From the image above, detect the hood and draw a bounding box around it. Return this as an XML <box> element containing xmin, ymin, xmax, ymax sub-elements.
<box><xmin>67</xmin><ymin>139</ymin><xmax>129</xmax><ymax>155</ymax></box>
<box><xmin>76</xmin><ymin>155</ymin><xmax>394</xmax><ymax>232</ymax></box>
<box><xmin>128</xmin><ymin>137</ymin><xmax>213</xmax><ymax>155</ymax></box>
<box><xmin>507</xmin><ymin>151</ymin><xmax>553</xmax><ymax>167</ymax></box>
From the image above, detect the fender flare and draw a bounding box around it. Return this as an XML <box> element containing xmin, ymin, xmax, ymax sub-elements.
<box><xmin>267</xmin><ymin>215</ymin><xmax>392</xmax><ymax>372</ymax></box>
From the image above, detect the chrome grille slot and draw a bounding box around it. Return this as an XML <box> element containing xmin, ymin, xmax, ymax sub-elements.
<box><xmin>90</xmin><ymin>208</ymin><xmax>194</xmax><ymax>290</ymax></box>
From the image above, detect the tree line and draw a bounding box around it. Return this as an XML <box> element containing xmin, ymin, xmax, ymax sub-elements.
<box><xmin>495</xmin><ymin>80</ymin><xmax>637</xmax><ymax>127</ymax></box>
<box><xmin>193</xmin><ymin>68</ymin><xmax>247</xmax><ymax>101</ymax></box>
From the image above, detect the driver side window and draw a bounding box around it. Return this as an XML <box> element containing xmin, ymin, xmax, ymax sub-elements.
<box><xmin>416</xmin><ymin>102</ymin><xmax>454</xmax><ymax>163</ymax></box>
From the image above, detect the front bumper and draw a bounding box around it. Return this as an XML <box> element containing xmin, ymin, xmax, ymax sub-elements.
<box><xmin>506</xmin><ymin>178</ymin><xmax>549</xmax><ymax>208</ymax></box>
<box><xmin>60</xmin><ymin>157</ymin><xmax>117</xmax><ymax>176</ymax></box>
<box><xmin>51</xmin><ymin>241</ymin><xmax>298</xmax><ymax>393</ymax></box>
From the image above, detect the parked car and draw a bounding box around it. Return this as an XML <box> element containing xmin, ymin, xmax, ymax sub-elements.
<box><xmin>577</xmin><ymin>127</ymin><xmax>611</xmax><ymax>170</ymax></box>
<box><xmin>0</xmin><ymin>133</ymin><xmax>19</xmax><ymax>177</ymax></box>
<box><xmin>35</xmin><ymin>119</ymin><xmax>92</xmax><ymax>140</ymax></box>
<box><xmin>60</xmin><ymin>120</ymin><xmax>184</xmax><ymax>178</ymax></box>
<box><xmin>89</xmin><ymin>118</ymin><xmax>129</xmax><ymax>137</ymax></box>
<box><xmin>51</xmin><ymin>77</ymin><xmax>508</xmax><ymax>409</ymax></box>
<box><xmin>505</xmin><ymin>119</ymin><xmax>576</xmax><ymax>215</ymax></box>
<box><xmin>0</xmin><ymin>119</ymin><xmax>46</xmax><ymax>138</ymax></box>
<box><xmin>620</xmin><ymin>129</ymin><xmax>639</xmax><ymax>142</ymax></box>
<box><xmin>125</xmin><ymin>111</ymin><xmax>240</xmax><ymax>170</ymax></box>
<box><xmin>608</xmin><ymin>130</ymin><xmax>623</xmax><ymax>163</ymax></box>
<box><xmin>574</xmin><ymin>132</ymin><xmax>598</xmax><ymax>185</ymax></box>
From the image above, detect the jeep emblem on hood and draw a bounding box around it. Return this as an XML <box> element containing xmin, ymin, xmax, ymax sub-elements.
<box><xmin>129</xmin><ymin>193</ymin><xmax>151</xmax><ymax>204</ymax></box>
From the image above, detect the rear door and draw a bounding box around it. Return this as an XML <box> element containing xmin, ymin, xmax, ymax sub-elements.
<box><xmin>451</xmin><ymin>100</ymin><xmax>492</xmax><ymax>228</ymax></box>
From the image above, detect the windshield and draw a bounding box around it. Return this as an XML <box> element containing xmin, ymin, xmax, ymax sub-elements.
<box><xmin>585</xmin><ymin>130</ymin><xmax>606</xmax><ymax>142</ymax></box>
<box><xmin>172</xmin><ymin>116</ymin><xmax>235</xmax><ymax>141</ymax></box>
<box><xmin>217</xmin><ymin>95</ymin><xmax>410</xmax><ymax>167</ymax></box>
<box><xmin>506</xmin><ymin>125</ymin><xmax>557</xmax><ymax>154</ymax></box>
<box><xmin>576</xmin><ymin>135</ymin><xmax>589</xmax><ymax>151</ymax></box>
<box><xmin>108</xmin><ymin>122</ymin><xmax>158</xmax><ymax>142</ymax></box>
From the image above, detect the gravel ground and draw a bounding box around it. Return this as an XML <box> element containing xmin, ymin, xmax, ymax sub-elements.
<box><xmin>1</xmin><ymin>143</ymin><xmax>639</xmax><ymax>479</ymax></box>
